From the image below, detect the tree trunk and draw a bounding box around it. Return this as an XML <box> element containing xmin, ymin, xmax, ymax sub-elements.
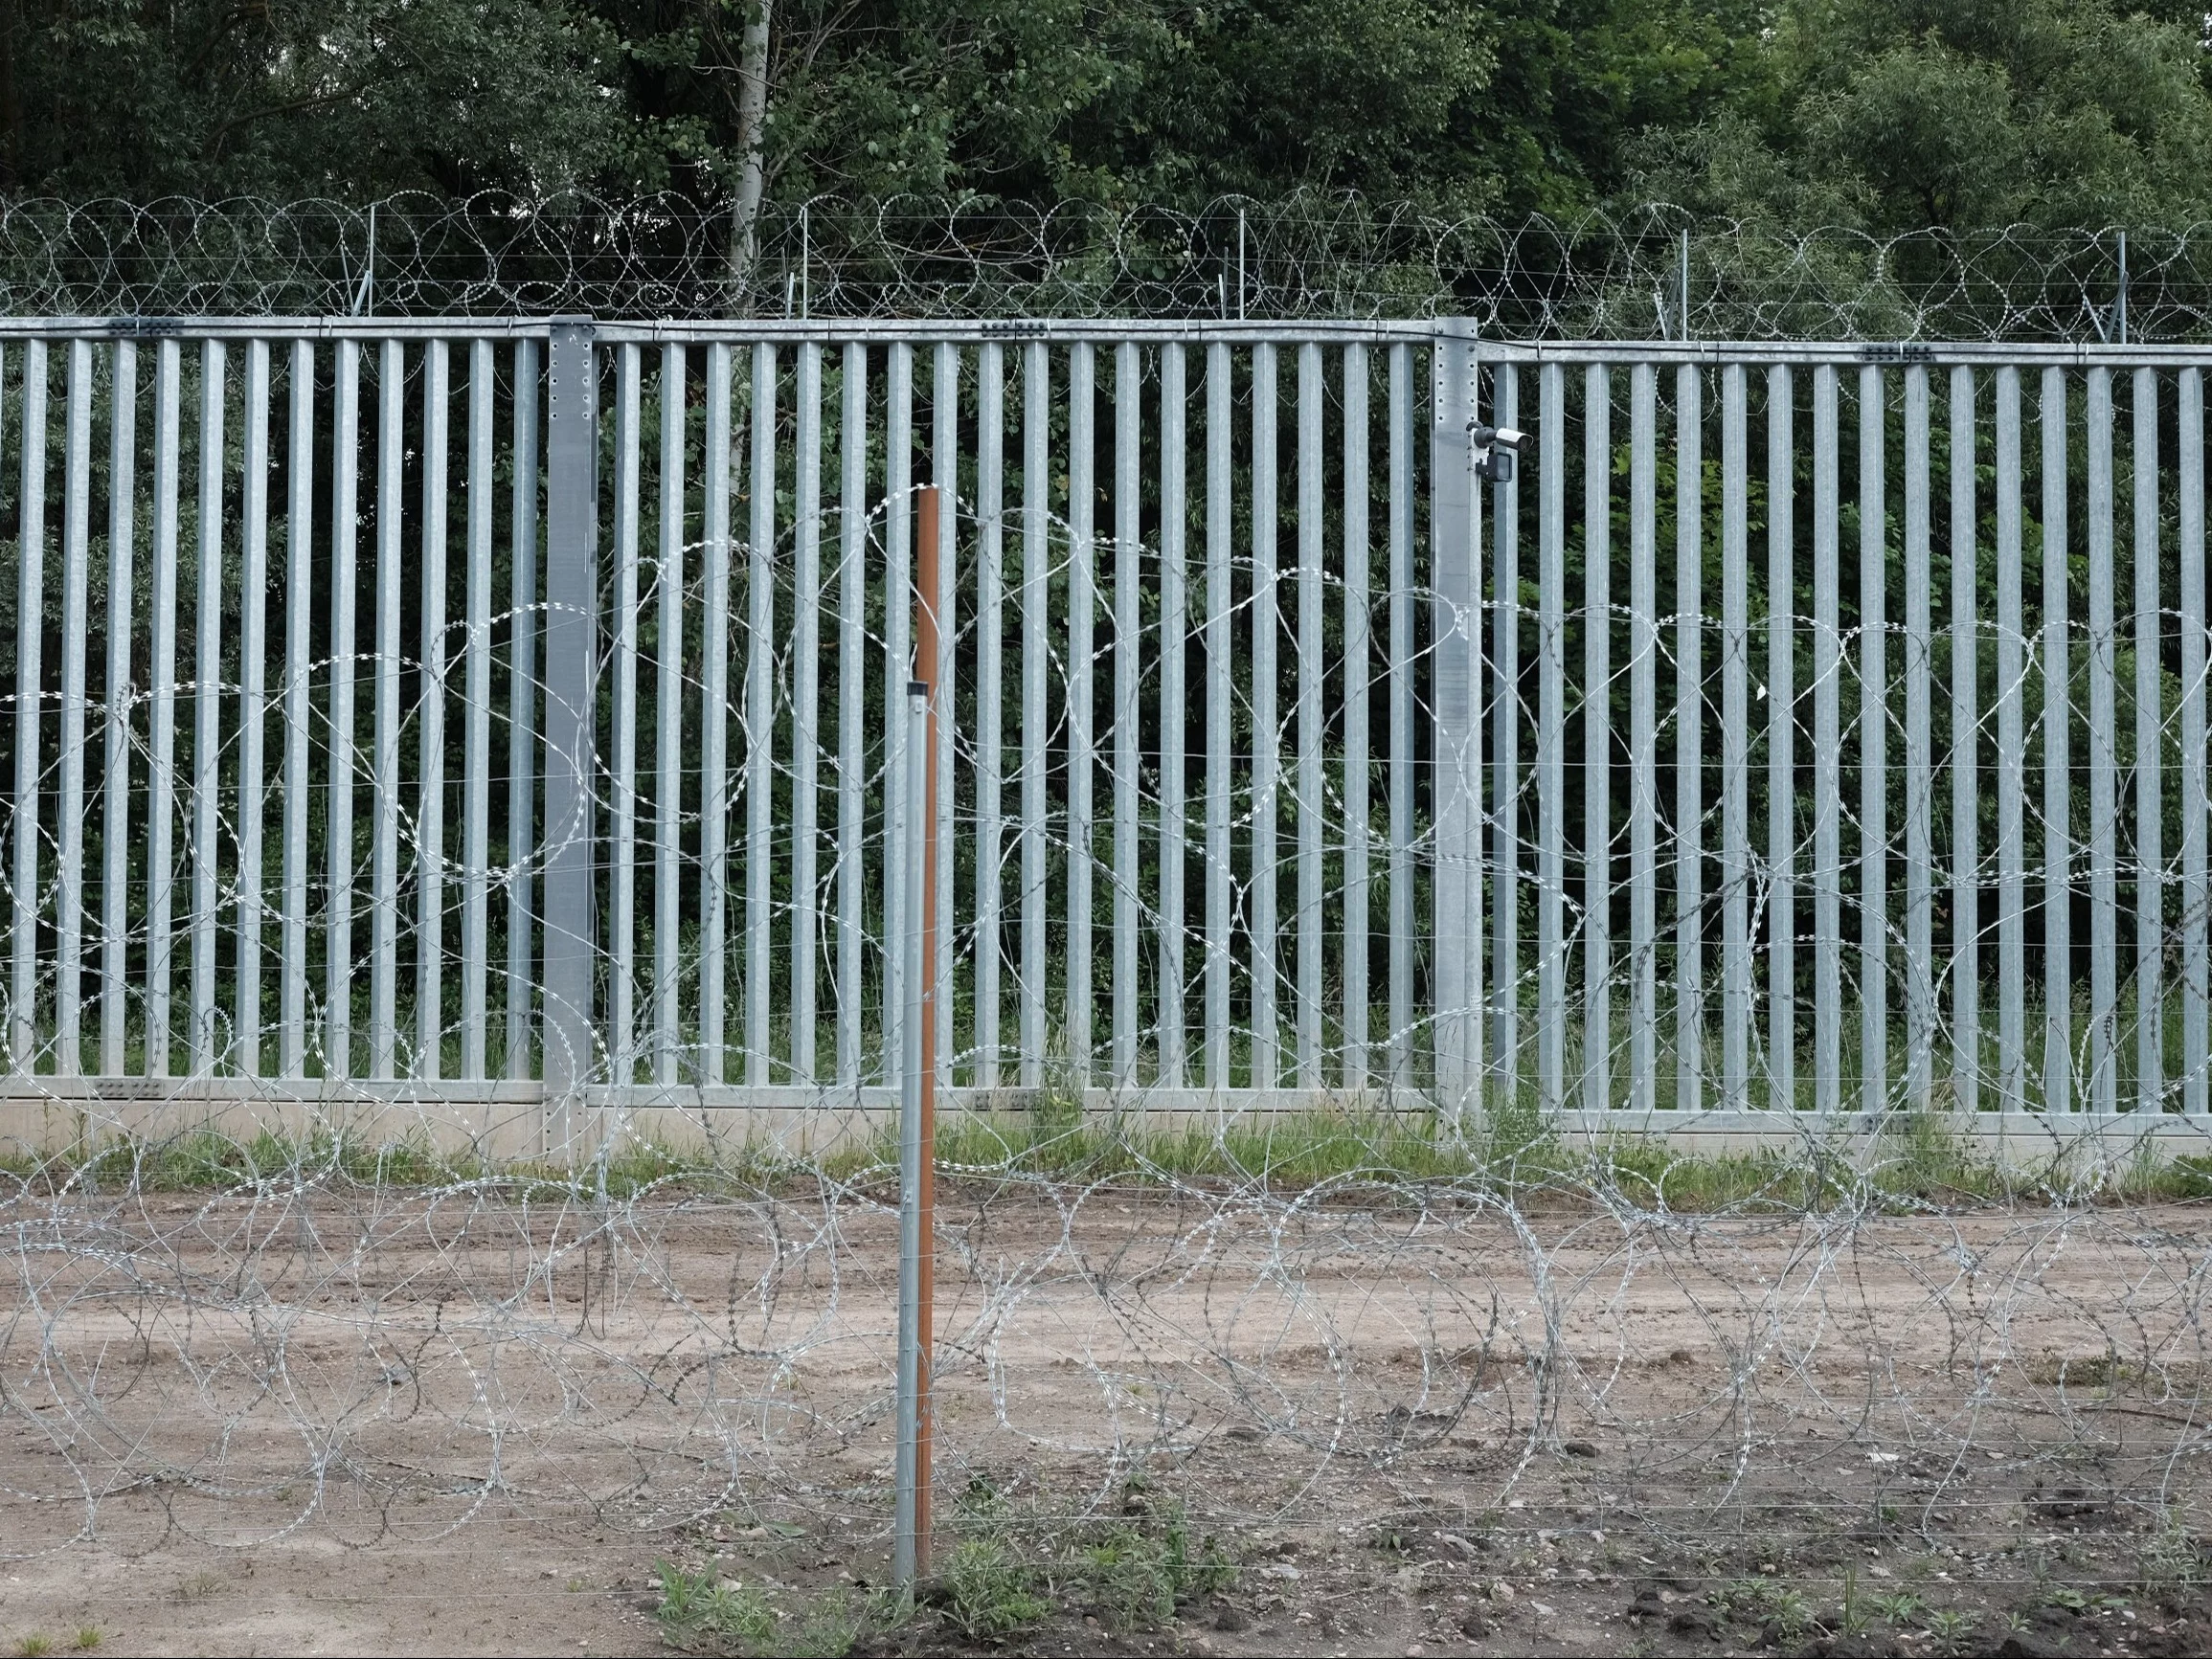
<box><xmin>726</xmin><ymin>0</ymin><xmax>773</xmax><ymax>307</ymax></box>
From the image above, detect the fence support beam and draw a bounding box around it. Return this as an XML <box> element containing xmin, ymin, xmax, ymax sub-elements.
<box><xmin>543</xmin><ymin>318</ymin><xmax>598</xmax><ymax>1142</ymax></box>
<box><xmin>1432</xmin><ymin>324</ymin><xmax>1480</xmax><ymax>1126</ymax></box>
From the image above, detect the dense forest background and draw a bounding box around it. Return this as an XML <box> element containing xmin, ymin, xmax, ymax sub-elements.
<box><xmin>7</xmin><ymin>0</ymin><xmax>2212</xmax><ymax>232</ymax></box>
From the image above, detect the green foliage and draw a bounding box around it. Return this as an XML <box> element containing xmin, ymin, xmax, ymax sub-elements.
<box><xmin>938</xmin><ymin>1539</ymin><xmax>1050</xmax><ymax>1640</ymax></box>
<box><xmin>2140</xmin><ymin>1511</ymin><xmax>2212</xmax><ymax>1603</ymax></box>
<box><xmin>1873</xmin><ymin>1589</ymin><xmax>1927</xmax><ymax>1622</ymax></box>
<box><xmin>927</xmin><ymin>1484</ymin><xmax>1232</xmax><ymax>1642</ymax></box>
<box><xmin>653</xmin><ymin>1561</ymin><xmax>779</xmax><ymax>1655</ymax></box>
<box><xmin>1628</xmin><ymin>0</ymin><xmax>2212</xmax><ymax>232</ymax></box>
<box><xmin>6</xmin><ymin>0</ymin><xmax>633</xmax><ymax>196</ymax></box>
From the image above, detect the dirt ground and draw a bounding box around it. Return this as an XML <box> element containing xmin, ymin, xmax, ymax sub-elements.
<box><xmin>5</xmin><ymin>1182</ymin><xmax>2212</xmax><ymax>1656</ymax></box>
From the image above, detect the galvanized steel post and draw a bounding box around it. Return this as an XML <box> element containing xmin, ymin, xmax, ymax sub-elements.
<box><xmin>543</xmin><ymin>318</ymin><xmax>600</xmax><ymax>1138</ymax></box>
<box><xmin>1431</xmin><ymin>324</ymin><xmax>1480</xmax><ymax>1125</ymax></box>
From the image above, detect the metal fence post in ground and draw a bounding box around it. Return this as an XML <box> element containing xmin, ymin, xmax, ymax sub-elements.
<box><xmin>893</xmin><ymin>675</ymin><xmax>932</xmax><ymax>1587</ymax></box>
<box><xmin>896</xmin><ymin>490</ymin><xmax>944</xmax><ymax>1583</ymax></box>
<box><xmin>543</xmin><ymin>319</ymin><xmax>599</xmax><ymax>1148</ymax></box>
<box><xmin>1431</xmin><ymin>325</ymin><xmax>1480</xmax><ymax>1128</ymax></box>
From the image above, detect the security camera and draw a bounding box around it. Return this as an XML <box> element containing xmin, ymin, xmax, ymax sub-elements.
<box><xmin>1467</xmin><ymin>420</ymin><xmax>1526</xmax><ymax>483</ymax></box>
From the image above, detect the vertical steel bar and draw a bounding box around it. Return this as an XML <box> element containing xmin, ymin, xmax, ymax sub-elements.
<box><xmin>1584</xmin><ymin>364</ymin><xmax>1614</xmax><ymax>1111</ymax></box>
<box><xmin>1380</xmin><ymin>347</ymin><xmax>1415</xmax><ymax>1092</ymax></box>
<box><xmin>1388</xmin><ymin>344</ymin><xmax>1413</xmax><ymax>1089</ymax></box>
<box><xmin>885</xmin><ymin>344</ymin><xmax>913</xmax><ymax>1084</ymax></box>
<box><xmin>460</xmin><ymin>338</ymin><xmax>493</xmax><ymax>1080</ymax></box>
<box><xmin>1536</xmin><ymin>362</ymin><xmax>1567</xmax><ymax>1110</ymax></box>
<box><xmin>372</xmin><ymin>343</ymin><xmax>404</xmax><ymax>1079</ymax></box>
<box><xmin>236</xmin><ymin>341</ymin><xmax>269</xmax><ymax>1077</ymax></box>
<box><xmin>1159</xmin><ymin>345</ymin><xmax>1188</xmax><ymax>1087</ymax></box>
<box><xmin>506</xmin><ymin>340</ymin><xmax>539</xmax><ymax>1080</ymax></box>
<box><xmin>1858</xmin><ymin>365</ymin><xmax>1886</xmax><ymax>1111</ymax></box>
<box><xmin>931</xmin><ymin>345</ymin><xmax>957</xmax><ymax>1091</ymax></box>
<box><xmin>101</xmin><ymin>341</ymin><xmax>136</xmax><ymax>1075</ymax></box>
<box><xmin>1205</xmin><ymin>343</ymin><xmax>1233</xmax><ymax>1090</ymax></box>
<box><xmin>1768</xmin><ymin>367</ymin><xmax>1796</xmax><ymax>1110</ymax></box>
<box><xmin>2088</xmin><ymin>368</ymin><xmax>2119</xmax><ymax>1113</ymax></box>
<box><xmin>700</xmin><ymin>344</ymin><xmax>732</xmax><ymax>1081</ymax></box>
<box><xmin>10</xmin><ymin>342</ymin><xmax>43</xmax><ymax>1070</ymax></box>
<box><xmin>1950</xmin><ymin>368</ymin><xmax>1981</xmax><ymax>1113</ymax></box>
<box><xmin>655</xmin><ymin>343</ymin><xmax>688</xmax><ymax>1085</ymax></box>
<box><xmin>1812</xmin><ymin>367</ymin><xmax>1841</xmax><ymax>1115</ymax></box>
<box><xmin>415</xmin><ymin>341</ymin><xmax>448</xmax><ymax>1079</ymax></box>
<box><xmin>1297</xmin><ymin>342</ymin><xmax>1326</xmax><ymax>1087</ymax></box>
<box><xmin>1113</xmin><ymin>341</ymin><xmax>1142</xmax><ymax>1084</ymax></box>
<box><xmin>837</xmin><ymin>342</ymin><xmax>868</xmax><ymax>1087</ymax></box>
<box><xmin>1491</xmin><ymin>365</ymin><xmax>1521</xmax><ymax>1098</ymax></box>
<box><xmin>188</xmin><ymin>341</ymin><xmax>225</xmax><ymax>1071</ymax></box>
<box><xmin>891</xmin><ymin>681</ymin><xmax>929</xmax><ymax>1585</ymax></box>
<box><xmin>1343</xmin><ymin>346</ymin><xmax>1371</xmax><ymax>1089</ymax></box>
<box><xmin>1998</xmin><ymin>368</ymin><xmax>2029</xmax><ymax>1111</ymax></box>
<box><xmin>2042</xmin><ymin>369</ymin><xmax>2071</xmax><ymax>1113</ymax></box>
<box><xmin>146</xmin><ymin>343</ymin><xmax>179</xmax><ymax>1077</ymax></box>
<box><xmin>54</xmin><ymin>342</ymin><xmax>91</xmax><ymax>1076</ymax></box>
<box><xmin>608</xmin><ymin>344</ymin><xmax>641</xmax><ymax>1082</ymax></box>
<box><xmin>1067</xmin><ymin>344</ymin><xmax>1095</xmax><ymax>1082</ymax></box>
<box><xmin>1432</xmin><ymin>331</ymin><xmax>1481</xmax><ymax>1118</ymax></box>
<box><xmin>327</xmin><ymin>341</ymin><xmax>358</xmax><ymax>1079</ymax></box>
<box><xmin>2133</xmin><ymin>367</ymin><xmax>2164</xmax><ymax>1108</ymax></box>
<box><xmin>789</xmin><ymin>344</ymin><xmax>820</xmax><ymax>1082</ymax></box>
<box><xmin>280</xmin><ymin>341</ymin><xmax>315</xmax><ymax>1076</ymax></box>
<box><xmin>2182</xmin><ymin>370</ymin><xmax>2208</xmax><ymax>1114</ymax></box>
<box><xmin>747</xmin><ymin>344</ymin><xmax>778</xmax><ymax>1084</ymax></box>
<box><xmin>1252</xmin><ymin>343</ymin><xmax>1279</xmax><ymax>1087</ymax></box>
<box><xmin>1675</xmin><ymin>364</ymin><xmax>1704</xmax><ymax>1110</ymax></box>
<box><xmin>1020</xmin><ymin>342</ymin><xmax>1048</xmax><ymax>1088</ymax></box>
<box><xmin>1904</xmin><ymin>367</ymin><xmax>1934</xmax><ymax>1110</ymax></box>
<box><xmin>1629</xmin><ymin>363</ymin><xmax>1659</xmax><ymax>1111</ymax></box>
<box><xmin>541</xmin><ymin>320</ymin><xmax>599</xmax><ymax>1113</ymax></box>
<box><xmin>976</xmin><ymin>343</ymin><xmax>1004</xmax><ymax>1088</ymax></box>
<box><xmin>1720</xmin><ymin>364</ymin><xmax>1749</xmax><ymax>1111</ymax></box>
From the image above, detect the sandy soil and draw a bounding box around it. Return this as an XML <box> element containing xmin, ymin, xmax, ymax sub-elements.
<box><xmin>4</xmin><ymin>1182</ymin><xmax>2211</xmax><ymax>1655</ymax></box>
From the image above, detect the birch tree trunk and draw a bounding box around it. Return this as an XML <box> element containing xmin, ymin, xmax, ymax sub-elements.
<box><xmin>726</xmin><ymin>0</ymin><xmax>773</xmax><ymax>306</ymax></box>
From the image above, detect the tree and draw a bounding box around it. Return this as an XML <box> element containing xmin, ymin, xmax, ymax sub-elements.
<box><xmin>1623</xmin><ymin>0</ymin><xmax>2212</xmax><ymax>230</ymax></box>
<box><xmin>0</xmin><ymin>0</ymin><xmax>633</xmax><ymax>197</ymax></box>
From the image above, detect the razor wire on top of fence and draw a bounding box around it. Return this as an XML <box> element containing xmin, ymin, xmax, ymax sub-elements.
<box><xmin>0</xmin><ymin>190</ymin><xmax>2190</xmax><ymax>340</ymax></box>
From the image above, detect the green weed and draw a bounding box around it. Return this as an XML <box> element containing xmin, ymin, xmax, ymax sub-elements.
<box><xmin>653</xmin><ymin>1561</ymin><xmax>778</xmax><ymax>1656</ymax></box>
<box><xmin>2139</xmin><ymin>1508</ymin><xmax>2211</xmax><ymax>1603</ymax></box>
<box><xmin>938</xmin><ymin>1539</ymin><xmax>1050</xmax><ymax>1640</ymax></box>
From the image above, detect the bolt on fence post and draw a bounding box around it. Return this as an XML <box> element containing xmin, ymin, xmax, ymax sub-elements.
<box><xmin>543</xmin><ymin>319</ymin><xmax>598</xmax><ymax>1153</ymax></box>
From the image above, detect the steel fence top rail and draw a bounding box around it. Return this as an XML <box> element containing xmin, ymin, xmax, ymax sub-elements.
<box><xmin>0</xmin><ymin>190</ymin><xmax>2197</xmax><ymax>339</ymax></box>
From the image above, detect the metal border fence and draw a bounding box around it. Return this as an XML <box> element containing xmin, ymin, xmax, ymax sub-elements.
<box><xmin>4</xmin><ymin>316</ymin><xmax>2211</xmax><ymax>1139</ymax></box>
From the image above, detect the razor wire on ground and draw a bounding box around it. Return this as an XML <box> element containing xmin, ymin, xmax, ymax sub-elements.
<box><xmin>6</xmin><ymin>322</ymin><xmax>2212</xmax><ymax>1646</ymax></box>
<box><xmin>0</xmin><ymin>190</ymin><xmax>2193</xmax><ymax>342</ymax></box>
